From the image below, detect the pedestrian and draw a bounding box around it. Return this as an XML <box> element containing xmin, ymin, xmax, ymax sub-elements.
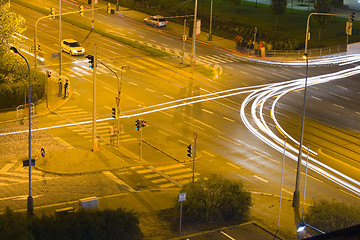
<box><xmin>235</xmin><ymin>36</ymin><xmax>240</xmax><ymax>51</ymax></box>
<box><xmin>64</xmin><ymin>79</ymin><xmax>69</xmax><ymax>98</ymax></box>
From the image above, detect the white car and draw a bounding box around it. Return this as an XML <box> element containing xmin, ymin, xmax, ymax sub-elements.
<box><xmin>144</xmin><ymin>15</ymin><xmax>168</xmax><ymax>27</ymax></box>
<box><xmin>61</xmin><ymin>39</ymin><xmax>85</xmax><ymax>56</ymax></box>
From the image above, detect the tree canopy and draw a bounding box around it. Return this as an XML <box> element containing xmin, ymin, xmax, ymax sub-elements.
<box><xmin>304</xmin><ymin>199</ymin><xmax>360</xmax><ymax>234</ymax></box>
<box><xmin>176</xmin><ymin>174</ymin><xmax>252</xmax><ymax>223</ymax></box>
<box><xmin>312</xmin><ymin>0</ymin><xmax>332</xmax><ymax>40</ymax></box>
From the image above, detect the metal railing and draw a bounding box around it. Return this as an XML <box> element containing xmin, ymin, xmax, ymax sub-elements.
<box><xmin>265</xmin><ymin>45</ymin><xmax>348</xmax><ymax>58</ymax></box>
<box><xmin>16</xmin><ymin>103</ymin><xmax>35</xmax><ymax>120</ymax></box>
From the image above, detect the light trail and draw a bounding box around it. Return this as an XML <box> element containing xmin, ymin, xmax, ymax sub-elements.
<box><xmin>240</xmin><ymin>65</ymin><xmax>360</xmax><ymax>196</ymax></box>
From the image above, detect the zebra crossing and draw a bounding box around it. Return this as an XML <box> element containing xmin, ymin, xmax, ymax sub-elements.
<box><xmin>193</xmin><ymin>53</ymin><xmax>244</xmax><ymax>65</ymax></box>
<box><xmin>48</xmin><ymin>105</ymin><xmax>137</xmax><ymax>144</ymax></box>
<box><xmin>131</xmin><ymin>163</ymin><xmax>200</xmax><ymax>189</ymax></box>
<box><xmin>0</xmin><ymin>161</ymin><xmax>52</xmax><ymax>187</ymax></box>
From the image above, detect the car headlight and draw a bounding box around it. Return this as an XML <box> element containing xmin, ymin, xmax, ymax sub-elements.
<box><xmin>72</xmin><ymin>50</ymin><xmax>77</xmax><ymax>53</ymax></box>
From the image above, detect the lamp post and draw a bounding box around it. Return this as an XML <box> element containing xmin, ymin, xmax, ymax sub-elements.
<box><xmin>297</xmin><ymin>221</ymin><xmax>325</xmax><ymax>239</ymax></box>
<box><xmin>208</xmin><ymin>0</ymin><xmax>213</xmax><ymax>41</ymax></box>
<box><xmin>10</xmin><ymin>47</ymin><xmax>33</xmax><ymax>215</ymax></box>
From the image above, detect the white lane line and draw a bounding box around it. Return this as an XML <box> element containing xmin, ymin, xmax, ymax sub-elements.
<box><xmin>128</xmin><ymin>81</ymin><xmax>138</xmax><ymax>86</ymax></box>
<box><xmin>340</xmin><ymin>189</ymin><xmax>360</xmax><ymax>200</ymax></box>
<box><xmin>271</xmin><ymin>72</ymin><xmax>288</xmax><ymax>79</ymax></box>
<box><xmin>146</xmin><ymin>88</ymin><xmax>156</xmax><ymax>92</ymax></box>
<box><xmin>239</xmin><ymin>71</ymin><xmax>248</xmax><ymax>75</ymax></box>
<box><xmin>220</xmin><ymin>231</ymin><xmax>235</xmax><ymax>240</ymax></box>
<box><xmin>104</xmin><ymin>106</ymin><xmax>111</xmax><ymax>110</ymax></box>
<box><xmin>253</xmin><ymin>175</ymin><xmax>268</xmax><ymax>183</ymax></box>
<box><xmin>333</xmin><ymin>104</ymin><xmax>344</xmax><ymax>109</ymax></box>
<box><xmin>253</xmin><ymin>151</ymin><xmax>280</xmax><ymax>164</ymax></box>
<box><xmin>337</xmin><ymin>85</ymin><xmax>347</xmax><ymax>90</ymax></box>
<box><xmin>164</xmin><ymin>95</ymin><xmax>173</xmax><ymax>99</ymax></box>
<box><xmin>103</xmin><ymin>171</ymin><xmax>135</xmax><ymax>192</ymax></box>
<box><xmin>202</xmin><ymin>151</ymin><xmax>215</xmax><ymax>157</ymax></box>
<box><xmin>184</xmin><ymin>120</ymin><xmax>205</xmax><ymax>130</ymax></box>
<box><xmin>178</xmin><ymin>139</ymin><xmax>188</xmax><ymax>145</ymax></box>
<box><xmin>311</xmin><ymin>96</ymin><xmax>322</xmax><ymax>101</ymax></box>
<box><xmin>225</xmin><ymin>66</ymin><xmax>233</xmax><ymax>70</ymax></box>
<box><xmin>72</xmin><ymin>91</ymin><xmax>80</xmax><ymax>95</ymax></box>
<box><xmin>126</xmin><ymin>96</ymin><xmax>143</xmax><ymax>105</ymax></box>
<box><xmin>329</xmin><ymin>92</ymin><xmax>350</xmax><ymax>100</ymax></box>
<box><xmin>217</xmin><ymin>135</ymin><xmax>242</xmax><ymax>147</ymax></box>
<box><xmin>158</xmin><ymin>130</ymin><xmax>169</xmax><ymax>136</ymax></box>
<box><xmin>202</xmin><ymin>109</ymin><xmax>213</xmax><ymax>114</ymax></box>
<box><xmin>227</xmin><ymin>162</ymin><xmax>241</xmax><ymax>170</ymax></box>
<box><xmin>248</xmin><ymin>65</ymin><xmax>262</xmax><ymax>71</ymax></box>
<box><xmin>88</xmin><ymin>98</ymin><xmax>93</xmax><ymax>102</ymax></box>
<box><xmin>223</xmin><ymin>117</ymin><xmax>235</xmax><ymax>122</ymax></box>
<box><xmin>300</xmin><ymin>171</ymin><xmax>323</xmax><ymax>183</ymax></box>
<box><xmin>282</xmin><ymin>188</ymin><xmax>293</xmax><ymax>195</ymax></box>
<box><xmin>160</xmin><ymin>111</ymin><xmax>173</xmax><ymax>117</ymax></box>
<box><xmin>257</xmin><ymin>76</ymin><xmax>265</xmax><ymax>80</ymax></box>
<box><xmin>356</xmin><ymin>112</ymin><xmax>360</xmax><ymax>115</ymax></box>
<box><xmin>104</xmin><ymin>86</ymin><xmax>116</xmax><ymax>93</ymax></box>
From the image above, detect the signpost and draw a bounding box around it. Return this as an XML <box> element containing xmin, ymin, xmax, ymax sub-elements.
<box><xmin>179</xmin><ymin>192</ymin><xmax>186</xmax><ymax>234</ymax></box>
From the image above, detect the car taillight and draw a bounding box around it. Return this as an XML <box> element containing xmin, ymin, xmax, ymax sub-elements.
<box><xmin>158</xmin><ymin>22</ymin><xmax>160</xmax><ymax>26</ymax></box>
<box><xmin>166</xmin><ymin>21</ymin><xmax>168</xmax><ymax>24</ymax></box>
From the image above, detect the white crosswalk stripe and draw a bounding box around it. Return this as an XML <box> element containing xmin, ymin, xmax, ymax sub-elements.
<box><xmin>49</xmin><ymin>106</ymin><xmax>137</xmax><ymax>143</ymax></box>
<box><xmin>132</xmin><ymin>164</ymin><xmax>200</xmax><ymax>188</ymax></box>
<box><xmin>194</xmin><ymin>54</ymin><xmax>244</xmax><ymax>65</ymax></box>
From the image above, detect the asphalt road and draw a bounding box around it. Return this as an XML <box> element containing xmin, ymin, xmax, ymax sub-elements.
<box><xmin>2</xmin><ymin>0</ymin><xmax>360</xmax><ymax>235</ymax></box>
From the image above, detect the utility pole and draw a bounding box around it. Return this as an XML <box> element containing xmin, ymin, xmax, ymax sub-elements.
<box><xmin>181</xmin><ymin>19</ymin><xmax>187</xmax><ymax>64</ymax></box>
<box><xmin>208</xmin><ymin>0</ymin><xmax>213</xmax><ymax>41</ymax></box>
<box><xmin>192</xmin><ymin>133</ymin><xmax>197</xmax><ymax>182</ymax></box>
<box><xmin>91</xmin><ymin>0</ymin><xmax>95</xmax><ymax>29</ymax></box>
<box><xmin>190</xmin><ymin>0</ymin><xmax>198</xmax><ymax>66</ymax></box>
<box><xmin>92</xmin><ymin>44</ymin><xmax>98</xmax><ymax>151</ymax></box>
<box><xmin>59</xmin><ymin>0</ymin><xmax>63</xmax><ymax>80</ymax></box>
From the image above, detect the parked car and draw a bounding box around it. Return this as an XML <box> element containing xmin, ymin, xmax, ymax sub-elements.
<box><xmin>61</xmin><ymin>39</ymin><xmax>85</xmax><ymax>56</ymax></box>
<box><xmin>144</xmin><ymin>15</ymin><xmax>168</xmax><ymax>27</ymax></box>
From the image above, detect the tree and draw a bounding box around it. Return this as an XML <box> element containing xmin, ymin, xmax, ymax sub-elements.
<box><xmin>0</xmin><ymin>1</ymin><xmax>26</xmax><ymax>50</ymax></box>
<box><xmin>270</xmin><ymin>0</ymin><xmax>287</xmax><ymax>31</ymax></box>
<box><xmin>176</xmin><ymin>174</ymin><xmax>252</xmax><ymax>223</ymax></box>
<box><xmin>312</xmin><ymin>0</ymin><xmax>332</xmax><ymax>41</ymax></box>
<box><xmin>331</xmin><ymin>0</ymin><xmax>343</xmax><ymax>13</ymax></box>
<box><xmin>223</xmin><ymin>0</ymin><xmax>242</xmax><ymax>20</ymax></box>
<box><xmin>304</xmin><ymin>199</ymin><xmax>360</xmax><ymax>234</ymax></box>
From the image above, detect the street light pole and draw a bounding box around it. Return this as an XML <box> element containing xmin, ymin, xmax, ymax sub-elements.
<box><xmin>190</xmin><ymin>0</ymin><xmax>198</xmax><ymax>65</ymax></box>
<box><xmin>208</xmin><ymin>0</ymin><xmax>213</xmax><ymax>41</ymax></box>
<box><xmin>10</xmin><ymin>47</ymin><xmax>33</xmax><ymax>215</ymax></box>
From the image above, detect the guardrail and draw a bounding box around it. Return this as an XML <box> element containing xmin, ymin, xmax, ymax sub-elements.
<box><xmin>16</xmin><ymin>103</ymin><xmax>35</xmax><ymax>120</ymax></box>
<box><xmin>265</xmin><ymin>45</ymin><xmax>348</xmax><ymax>58</ymax></box>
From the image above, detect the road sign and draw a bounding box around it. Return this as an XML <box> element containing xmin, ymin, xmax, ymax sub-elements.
<box><xmin>178</xmin><ymin>192</ymin><xmax>186</xmax><ymax>202</ymax></box>
<box><xmin>41</xmin><ymin>148</ymin><xmax>45</xmax><ymax>158</ymax></box>
<box><xmin>23</xmin><ymin>159</ymin><xmax>35</xmax><ymax>167</ymax></box>
<box><xmin>51</xmin><ymin>53</ymin><xmax>60</xmax><ymax>59</ymax></box>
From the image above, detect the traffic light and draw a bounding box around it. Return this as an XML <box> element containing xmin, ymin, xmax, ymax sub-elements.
<box><xmin>85</xmin><ymin>54</ymin><xmax>94</xmax><ymax>68</ymax></box>
<box><xmin>79</xmin><ymin>5</ymin><xmax>84</xmax><ymax>17</ymax></box>
<box><xmin>49</xmin><ymin>7</ymin><xmax>55</xmax><ymax>19</ymax></box>
<box><xmin>107</xmin><ymin>3</ymin><xmax>111</xmax><ymax>14</ymax></box>
<box><xmin>349</xmin><ymin>12</ymin><xmax>355</xmax><ymax>22</ymax></box>
<box><xmin>141</xmin><ymin>119</ymin><xmax>146</xmax><ymax>127</ymax></box>
<box><xmin>46</xmin><ymin>70</ymin><xmax>51</xmax><ymax>78</ymax></box>
<box><xmin>135</xmin><ymin>119</ymin><xmax>140</xmax><ymax>131</ymax></box>
<box><xmin>187</xmin><ymin>144</ymin><xmax>192</xmax><ymax>158</ymax></box>
<box><xmin>112</xmin><ymin>108</ymin><xmax>118</xmax><ymax>119</ymax></box>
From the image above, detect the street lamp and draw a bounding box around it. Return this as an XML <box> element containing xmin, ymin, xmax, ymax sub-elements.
<box><xmin>297</xmin><ymin>221</ymin><xmax>326</xmax><ymax>237</ymax></box>
<box><xmin>10</xmin><ymin>46</ymin><xmax>34</xmax><ymax>215</ymax></box>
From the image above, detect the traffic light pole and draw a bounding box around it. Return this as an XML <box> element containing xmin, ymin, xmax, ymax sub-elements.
<box><xmin>192</xmin><ymin>133</ymin><xmax>197</xmax><ymax>183</ymax></box>
<box><xmin>92</xmin><ymin>44</ymin><xmax>97</xmax><ymax>151</ymax></box>
<box><xmin>139</xmin><ymin>126</ymin><xmax>143</xmax><ymax>161</ymax></box>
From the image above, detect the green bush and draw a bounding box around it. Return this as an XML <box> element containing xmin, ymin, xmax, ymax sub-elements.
<box><xmin>304</xmin><ymin>199</ymin><xmax>360</xmax><ymax>234</ymax></box>
<box><xmin>175</xmin><ymin>174</ymin><xmax>252</xmax><ymax>223</ymax></box>
<box><xmin>0</xmin><ymin>207</ymin><xmax>143</xmax><ymax>240</ymax></box>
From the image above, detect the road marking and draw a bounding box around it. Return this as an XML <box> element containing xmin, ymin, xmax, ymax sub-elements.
<box><xmin>282</xmin><ymin>188</ymin><xmax>293</xmax><ymax>195</ymax></box>
<box><xmin>87</xmin><ymin>98</ymin><xmax>93</xmax><ymax>102</ymax></box>
<box><xmin>158</xmin><ymin>130</ymin><xmax>169</xmax><ymax>136</ymax></box>
<box><xmin>202</xmin><ymin>109</ymin><xmax>213</xmax><ymax>114</ymax></box>
<box><xmin>164</xmin><ymin>95</ymin><xmax>173</xmax><ymax>99</ymax></box>
<box><xmin>104</xmin><ymin>86</ymin><xmax>116</xmax><ymax>93</ymax></box>
<box><xmin>337</xmin><ymin>85</ymin><xmax>347</xmax><ymax>90</ymax></box>
<box><xmin>128</xmin><ymin>81</ymin><xmax>138</xmax><ymax>86</ymax></box>
<box><xmin>184</xmin><ymin>120</ymin><xmax>205</xmax><ymax>130</ymax></box>
<box><xmin>217</xmin><ymin>135</ymin><xmax>242</xmax><ymax>147</ymax></box>
<box><xmin>253</xmin><ymin>150</ymin><xmax>280</xmax><ymax>164</ymax></box>
<box><xmin>227</xmin><ymin>162</ymin><xmax>241</xmax><ymax>170</ymax></box>
<box><xmin>222</xmin><ymin>117</ymin><xmax>235</xmax><ymax>122</ymax></box>
<box><xmin>311</xmin><ymin>96</ymin><xmax>322</xmax><ymax>101</ymax></box>
<box><xmin>330</xmin><ymin>92</ymin><xmax>350</xmax><ymax>100</ymax></box>
<box><xmin>126</xmin><ymin>96</ymin><xmax>143</xmax><ymax>105</ymax></box>
<box><xmin>221</xmin><ymin>231</ymin><xmax>235</xmax><ymax>240</ymax></box>
<box><xmin>225</xmin><ymin>66</ymin><xmax>233</xmax><ymax>70</ymax></box>
<box><xmin>253</xmin><ymin>175</ymin><xmax>268</xmax><ymax>183</ymax></box>
<box><xmin>340</xmin><ymin>189</ymin><xmax>360</xmax><ymax>200</ymax></box>
<box><xmin>356</xmin><ymin>112</ymin><xmax>360</xmax><ymax>115</ymax></box>
<box><xmin>333</xmin><ymin>104</ymin><xmax>344</xmax><ymax>108</ymax></box>
<box><xmin>160</xmin><ymin>111</ymin><xmax>173</xmax><ymax>117</ymax></box>
<box><xmin>239</xmin><ymin>71</ymin><xmax>248</xmax><ymax>75</ymax></box>
<box><xmin>103</xmin><ymin>171</ymin><xmax>135</xmax><ymax>192</ymax></box>
<box><xmin>271</xmin><ymin>72</ymin><xmax>288</xmax><ymax>79</ymax></box>
<box><xmin>146</xmin><ymin>88</ymin><xmax>156</xmax><ymax>92</ymax></box>
<box><xmin>72</xmin><ymin>91</ymin><xmax>80</xmax><ymax>95</ymax></box>
<box><xmin>300</xmin><ymin>171</ymin><xmax>323</xmax><ymax>183</ymax></box>
<box><xmin>104</xmin><ymin>106</ymin><xmax>111</xmax><ymax>110</ymax></box>
<box><xmin>202</xmin><ymin>151</ymin><xmax>215</xmax><ymax>157</ymax></box>
<box><xmin>257</xmin><ymin>76</ymin><xmax>265</xmax><ymax>80</ymax></box>
<box><xmin>178</xmin><ymin>139</ymin><xmax>188</xmax><ymax>145</ymax></box>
